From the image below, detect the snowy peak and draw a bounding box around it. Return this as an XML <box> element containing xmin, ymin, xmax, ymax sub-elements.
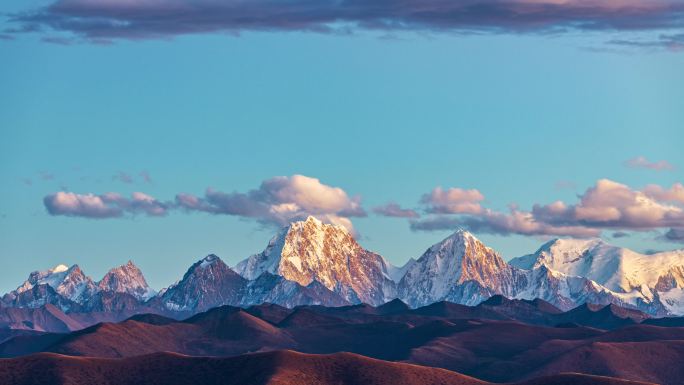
<box><xmin>12</xmin><ymin>264</ymin><xmax>97</xmax><ymax>304</ymax></box>
<box><xmin>511</xmin><ymin>238</ymin><xmax>609</xmax><ymax>269</ymax></box>
<box><xmin>411</xmin><ymin>229</ymin><xmax>509</xmax><ymax>285</ymax></box>
<box><xmin>398</xmin><ymin>229</ymin><xmax>520</xmax><ymax>307</ymax></box>
<box><xmin>97</xmin><ymin>260</ymin><xmax>155</xmax><ymax>300</ymax></box>
<box><xmin>51</xmin><ymin>264</ymin><xmax>69</xmax><ymax>273</ymax></box>
<box><xmin>199</xmin><ymin>254</ymin><xmax>221</xmax><ymax>268</ymax></box>
<box><xmin>511</xmin><ymin>238</ymin><xmax>684</xmax><ymax>294</ymax></box>
<box><xmin>235</xmin><ymin>216</ymin><xmax>397</xmax><ymax>305</ymax></box>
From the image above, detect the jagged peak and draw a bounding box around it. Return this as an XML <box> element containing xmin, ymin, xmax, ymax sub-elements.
<box><xmin>106</xmin><ymin>260</ymin><xmax>141</xmax><ymax>273</ymax></box>
<box><xmin>442</xmin><ymin>228</ymin><xmax>483</xmax><ymax>246</ymax></box>
<box><xmin>287</xmin><ymin>215</ymin><xmax>351</xmax><ymax>235</ymax></box>
<box><xmin>424</xmin><ymin>228</ymin><xmax>492</xmax><ymax>258</ymax></box>
<box><xmin>198</xmin><ymin>254</ymin><xmax>223</xmax><ymax>269</ymax></box>
<box><xmin>65</xmin><ymin>264</ymin><xmax>85</xmax><ymax>274</ymax></box>
<box><xmin>30</xmin><ymin>263</ymin><xmax>84</xmax><ymax>282</ymax></box>
<box><xmin>303</xmin><ymin>215</ymin><xmax>322</xmax><ymax>225</ymax></box>
<box><xmin>202</xmin><ymin>254</ymin><xmax>220</xmax><ymax>262</ymax></box>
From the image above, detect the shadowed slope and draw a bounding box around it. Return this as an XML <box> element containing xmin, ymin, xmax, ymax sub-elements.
<box><xmin>0</xmin><ymin>350</ymin><xmax>656</xmax><ymax>385</ymax></box>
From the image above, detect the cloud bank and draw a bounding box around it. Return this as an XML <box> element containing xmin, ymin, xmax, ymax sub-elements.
<box><xmin>43</xmin><ymin>175</ymin><xmax>684</xmax><ymax>242</ymax></box>
<box><xmin>7</xmin><ymin>0</ymin><xmax>684</xmax><ymax>41</ymax></box>
<box><xmin>175</xmin><ymin>175</ymin><xmax>365</xmax><ymax>232</ymax></box>
<box><xmin>373</xmin><ymin>203</ymin><xmax>419</xmax><ymax>218</ymax></box>
<box><xmin>44</xmin><ymin>191</ymin><xmax>169</xmax><ymax>218</ymax></box>
<box><xmin>421</xmin><ymin>186</ymin><xmax>484</xmax><ymax>215</ymax></box>
<box><xmin>411</xmin><ymin>179</ymin><xmax>684</xmax><ymax>238</ymax></box>
<box><xmin>44</xmin><ymin>175</ymin><xmax>364</xmax><ymax>233</ymax></box>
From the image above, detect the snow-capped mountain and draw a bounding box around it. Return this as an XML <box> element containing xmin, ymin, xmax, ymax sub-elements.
<box><xmin>240</xmin><ymin>272</ymin><xmax>350</xmax><ymax>308</ymax></box>
<box><xmin>235</xmin><ymin>216</ymin><xmax>397</xmax><ymax>305</ymax></box>
<box><xmin>98</xmin><ymin>261</ymin><xmax>156</xmax><ymax>301</ymax></box>
<box><xmin>510</xmin><ymin>238</ymin><xmax>684</xmax><ymax>315</ymax></box>
<box><xmin>3</xmin><ymin>219</ymin><xmax>684</xmax><ymax>326</ymax></box>
<box><xmin>2</xmin><ymin>261</ymin><xmax>155</xmax><ymax>313</ymax></box>
<box><xmin>3</xmin><ymin>264</ymin><xmax>97</xmax><ymax>308</ymax></box>
<box><xmin>398</xmin><ymin>230</ymin><xmax>530</xmax><ymax>307</ymax></box>
<box><xmin>394</xmin><ymin>230</ymin><xmax>677</xmax><ymax>314</ymax></box>
<box><xmin>160</xmin><ymin>255</ymin><xmax>247</xmax><ymax>312</ymax></box>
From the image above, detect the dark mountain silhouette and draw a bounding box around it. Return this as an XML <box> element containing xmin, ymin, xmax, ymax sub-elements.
<box><xmin>3</xmin><ymin>301</ymin><xmax>684</xmax><ymax>384</ymax></box>
<box><xmin>642</xmin><ymin>316</ymin><xmax>684</xmax><ymax>327</ymax></box>
<box><xmin>0</xmin><ymin>350</ymin><xmax>657</xmax><ymax>385</ymax></box>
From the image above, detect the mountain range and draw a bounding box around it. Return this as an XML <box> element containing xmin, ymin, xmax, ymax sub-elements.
<box><xmin>3</xmin><ymin>216</ymin><xmax>684</xmax><ymax>334</ymax></box>
<box><xmin>2</xmin><ymin>298</ymin><xmax>682</xmax><ymax>384</ymax></box>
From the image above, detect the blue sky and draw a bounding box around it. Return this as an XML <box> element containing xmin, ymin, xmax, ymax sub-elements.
<box><xmin>1</xmin><ymin>0</ymin><xmax>683</xmax><ymax>293</ymax></box>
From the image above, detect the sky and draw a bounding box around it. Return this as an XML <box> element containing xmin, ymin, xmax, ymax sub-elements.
<box><xmin>1</xmin><ymin>0</ymin><xmax>683</xmax><ymax>294</ymax></box>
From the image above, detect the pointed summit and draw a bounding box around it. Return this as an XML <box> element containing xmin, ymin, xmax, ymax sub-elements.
<box><xmin>98</xmin><ymin>260</ymin><xmax>155</xmax><ymax>300</ymax></box>
<box><xmin>199</xmin><ymin>254</ymin><xmax>221</xmax><ymax>269</ymax></box>
<box><xmin>235</xmin><ymin>217</ymin><xmax>397</xmax><ymax>305</ymax></box>
<box><xmin>398</xmin><ymin>229</ymin><xmax>523</xmax><ymax>307</ymax></box>
<box><xmin>7</xmin><ymin>263</ymin><xmax>97</xmax><ymax>308</ymax></box>
<box><xmin>160</xmin><ymin>254</ymin><xmax>246</xmax><ymax>312</ymax></box>
<box><xmin>510</xmin><ymin>237</ymin><xmax>684</xmax><ymax>296</ymax></box>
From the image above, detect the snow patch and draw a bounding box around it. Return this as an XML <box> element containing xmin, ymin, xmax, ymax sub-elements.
<box><xmin>287</xmin><ymin>256</ymin><xmax>303</xmax><ymax>271</ymax></box>
<box><xmin>51</xmin><ymin>264</ymin><xmax>69</xmax><ymax>273</ymax></box>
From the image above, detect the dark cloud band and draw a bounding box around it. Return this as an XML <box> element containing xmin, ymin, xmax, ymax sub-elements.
<box><xmin>7</xmin><ymin>0</ymin><xmax>684</xmax><ymax>41</ymax></box>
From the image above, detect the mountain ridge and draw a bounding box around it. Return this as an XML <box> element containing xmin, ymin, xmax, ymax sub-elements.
<box><xmin>3</xmin><ymin>216</ymin><xmax>684</xmax><ymax>332</ymax></box>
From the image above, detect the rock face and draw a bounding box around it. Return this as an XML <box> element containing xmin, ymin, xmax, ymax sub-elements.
<box><xmin>510</xmin><ymin>238</ymin><xmax>684</xmax><ymax>315</ymax></box>
<box><xmin>235</xmin><ymin>216</ymin><xmax>397</xmax><ymax>305</ymax></box>
<box><xmin>2</xmin><ymin>261</ymin><xmax>155</xmax><ymax>314</ymax></box>
<box><xmin>160</xmin><ymin>255</ymin><xmax>247</xmax><ymax>312</ymax></box>
<box><xmin>240</xmin><ymin>272</ymin><xmax>350</xmax><ymax>308</ymax></box>
<box><xmin>98</xmin><ymin>261</ymin><xmax>156</xmax><ymax>301</ymax></box>
<box><xmin>3</xmin><ymin>218</ymin><xmax>684</xmax><ymax>331</ymax></box>
<box><xmin>2</xmin><ymin>265</ymin><xmax>96</xmax><ymax>310</ymax></box>
<box><xmin>396</xmin><ymin>230</ymin><xmax>680</xmax><ymax>315</ymax></box>
<box><xmin>398</xmin><ymin>230</ymin><xmax>526</xmax><ymax>307</ymax></box>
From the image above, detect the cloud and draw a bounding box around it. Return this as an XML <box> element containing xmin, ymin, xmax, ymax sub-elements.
<box><xmin>44</xmin><ymin>191</ymin><xmax>168</xmax><ymax>218</ymax></box>
<box><xmin>609</xmin><ymin>33</ymin><xmax>684</xmax><ymax>50</ymax></box>
<box><xmin>41</xmin><ymin>36</ymin><xmax>74</xmax><ymax>45</ymax></box>
<box><xmin>139</xmin><ymin>171</ymin><xmax>152</xmax><ymax>184</ymax></box>
<box><xmin>411</xmin><ymin>208</ymin><xmax>600</xmax><ymax>238</ymax></box>
<box><xmin>533</xmin><ymin>179</ymin><xmax>684</xmax><ymax>229</ymax></box>
<box><xmin>411</xmin><ymin>179</ymin><xmax>684</xmax><ymax>238</ymax></box>
<box><xmin>643</xmin><ymin>183</ymin><xmax>684</xmax><ymax>204</ymax></box>
<box><xmin>176</xmin><ymin>175</ymin><xmax>365</xmax><ymax>233</ymax></box>
<box><xmin>554</xmin><ymin>180</ymin><xmax>576</xmax><ymax>190</ymax></box>
<box><xmin>373</xmin><ymin>203</ymin><xmax>419</xmax><ymax>218</ymax></box>
<box><xmin>39</xmin><ymin>172</ymin><xmax>55</xmax><ymax>180</ymax></box>
<box><xmin>612</xmin><ymin>231</ymin><xmax>630</xmax><ymax>238</ymax></box>
<box><xmin>113</xmin><ymin>171</ymin><xmax>134</xmax><ymax>184</ymax></box>
<box><xmin>662</xmin><ymin>228</ymin><xmax>684</xmax><ymax>243</ymax></box>
<box><xmin>624</xmin><ymin>156</ymin><xmax>675</xmax><ymax>171</ymax></box>
<box><xmin>421</xmin><ymin>187</ymin><xmax>484</xmax><ymax>215</ymax></box>
<box><xmin>7</xmin><ymin>0</ymin><xmax>684</xmax><ymax>41</ymax></box>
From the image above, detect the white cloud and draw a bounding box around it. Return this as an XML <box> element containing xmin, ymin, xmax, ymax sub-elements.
<box><xmin>175</xmin><ymin>174</ymin><xmax>365</xmax><ymax>233</ymax></box>
<box><xmin>421</xmin><ymin>186</ymin><xmax>484</xmax><ymax>214</ymax></box>
<box><xmin>624</xmin><ymin>156</ymin><xmax>674</xmax><ymax>171</ymax></box>
<box><xmin>44</xmin><ymin>191</ymin><xmax>168</xmax><ymax>218</ymax></box>
<box><xmin>411</xmin><ymin>179</ymin><xmax>684</xmax><ymax>238</ymax></box>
